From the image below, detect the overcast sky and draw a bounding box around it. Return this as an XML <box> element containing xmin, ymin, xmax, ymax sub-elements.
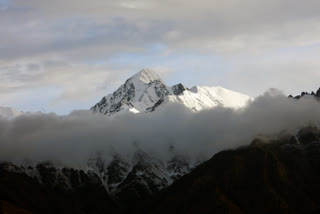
<box><xmin>1</xmin><ymin>0</ymin><xmax>320</xmax><ymax>114</ymax></box>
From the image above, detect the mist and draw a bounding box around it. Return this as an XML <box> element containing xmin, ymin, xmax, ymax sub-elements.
<box><xmin>1</xmin><ymin>89</ymin><xmax>320</xmax><ymax>168</ymax></box>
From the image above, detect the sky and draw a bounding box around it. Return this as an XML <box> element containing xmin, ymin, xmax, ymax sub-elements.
<box><xmin>1</xmin><ymin>0</ymin><xmax>320</xmax><ymax>114</ymax></box>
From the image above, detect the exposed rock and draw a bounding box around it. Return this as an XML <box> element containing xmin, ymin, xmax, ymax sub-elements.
<box><xmin>171</xmin><ymin>83</ymin><xmax>188</xmax><ymax>95</ymax></box>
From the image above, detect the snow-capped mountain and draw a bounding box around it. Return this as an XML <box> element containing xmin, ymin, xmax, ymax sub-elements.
<box><xmin>91</xmin><ymin>68</ymin><xmax>253</xmax><ymax>116</ymax></box>
<box><xmin>0</xmin><ymin>106</ymin><xmax>22</xmax><ymax>119</ymax></box>
<box><xmin>87</xmin><ymin>151</ymin><xmax>194</xmax><ymax>195</ymax></box>
<box><xmin>0</xmin><ymin>69</ymin><xmax>254</xmax><ymax>213</ymax></box>
<box><xmin>0</xmin><ymin>151</ymin><xmax>195</xmax><ymax>211</ymax></box>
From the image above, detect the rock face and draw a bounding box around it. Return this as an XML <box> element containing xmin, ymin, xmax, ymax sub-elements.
<box><xmin>91</xmin><ymin>68</ymin><xmax>253</xmax><ymax>116</ymax></box>
<box><xmin>171</xmin><ymin>83</ymin><xmax>188</xmax><ymax>95</ymax></box>
<box><xmin>148</xmin><ymin>127</ymin><xmax>320</xmax><ymax>214</ymax></box>
<box><xmin>90</xmin><ymin>69</ymin><xmax>172</xmax><ymax>116</ymax></box>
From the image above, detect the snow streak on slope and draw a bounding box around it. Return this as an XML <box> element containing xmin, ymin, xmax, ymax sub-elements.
<box><xmin>166</xmin><ymin>86</ymin><xmax>252</xmax><ymax>112</ymax></box>
<box><xmin>91</xmin><ymin>68</ymin><xmax>253</xmax><ymax>116</ymax></box>
<box><xmin>91</xmin><ymin>69</ymin><xmax>172</xmax><ymax>116</ymax></box>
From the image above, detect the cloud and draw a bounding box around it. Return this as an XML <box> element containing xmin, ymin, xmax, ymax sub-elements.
<box><xmin>0</xmin><ymin>59</ymin><xmax>135</xmax><ymax>112</ymax></box>
<box><xmin>1</xmin><ymin>0</ymin><xmax>320</xmax><ymax>112</ymax></box>
<box><xmin>1</xmin><ymin>0</ymin><xmax>320</xmax><ymax>61</ymax></box>
<box><xmin>1</xmin><ymin>90</ymin><xmax>320</xmax><ymax>168</ymax></box>
<box><xmin>0</xmin><ymin>59</ymin><xmax>129</xmax><ymax>95</ymax></box>
<box><xmin>222</xmin><ymin>47</ymin><xmax>320</xmax><ymax>97</ymax></box>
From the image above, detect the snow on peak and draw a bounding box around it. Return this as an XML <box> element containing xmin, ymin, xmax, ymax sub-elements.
<box><xmin>91</xmin><ymin>69</ymin><xmax>171</xmax><ymax>116</ymax></box>
<box><xmin>91</xmin><ymin>69</ymin><xmax>253</xmax><ymax>116</ymax></box>
<box><xmin>181</xmin><ymin>86</ymin><xmax>253</xmax><ymax>110</ymax></box>
<box><xmin>130</xmin><ymin>68</ymin><xmax>163</xmax><ymax>84</ymax></box>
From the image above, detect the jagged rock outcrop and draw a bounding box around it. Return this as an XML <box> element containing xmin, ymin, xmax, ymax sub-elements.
<box><xmin>171</xmin><ymin>83</ymin><xmax>188</xmax><ymax>95</ymax></box>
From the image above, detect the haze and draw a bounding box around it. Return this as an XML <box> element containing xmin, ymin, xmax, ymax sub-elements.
<box><xmin>1</xmin><ymin>91</ymin><xmax>320</xmax><ymax>168</ymax></box>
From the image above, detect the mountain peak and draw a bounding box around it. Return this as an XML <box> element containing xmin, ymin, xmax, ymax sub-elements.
<box><xmin>130</xmin><ymin>68</ymin><xmax>162</xmax><ymax>84</ymax></box>
<box><xmin>91</xmin><ymin>68</ymin><xmax>252</xmax><ymax>116</ymax></box>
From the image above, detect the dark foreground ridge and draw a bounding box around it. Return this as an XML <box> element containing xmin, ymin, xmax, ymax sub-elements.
<box><xmin>1</xmin><ymin>126</ymin><xmax>320</xmax><ymax>213</ymax></box>
<box><xmin>0</xmin><ymin>164</ymin><xmax>120</xmax><ymax>214</ymax></box>
<box><xmin>149</xmin><ymin>126</ymin><xmax>320</xmax><ymax>214</ymax></box>
<box><xmin>289</xmin><ymin>87</ymin><xmax>320</xmax><ymax>99</ymax></box>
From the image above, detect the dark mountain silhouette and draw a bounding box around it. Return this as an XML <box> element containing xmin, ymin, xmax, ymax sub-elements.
<box><xmin>289</xmin><ymin>87</ymin><xmax>320</xmax><ymax>99</ymax></box>
<box><xmin>148</xmin><ymin>127</ymin><xmax>320</xmax><ymax>214</ymax></box>
<box><xmin>2</xmin><ymin>126</ymin><xmax>320</xmax><ymax>213</ymax></box>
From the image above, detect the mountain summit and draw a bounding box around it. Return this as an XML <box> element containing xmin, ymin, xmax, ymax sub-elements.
<box><xmin>91</xmin><ymin>68</ymin><xmax>253</xmax><ymax>116</ymax></box>
<box><xmin>131</xmin><ymin>68</ymin><xmax>163</xmax><ymax>84</ymax></box>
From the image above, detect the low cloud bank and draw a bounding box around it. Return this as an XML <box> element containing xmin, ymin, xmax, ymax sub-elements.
<box><xmin>1</xmin><ymin>89</ymin><xmax>320</xmax><ymax>167</ymax></box>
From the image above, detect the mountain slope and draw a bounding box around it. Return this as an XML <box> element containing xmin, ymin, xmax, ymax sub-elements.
<box><xmin>0</xmin><ymin>151</ymin><xmax>195</xmax><ymax>213</ymax></box>
<box><xmin>148</xmin><ymin>127</ymin><xmax>320</xmax><ymax>214</ymax></box>
<box><xmin>91</xmin><ymin>68</ymin><xmax>252</xmax><ymax>116</ymax></box>
<box><xmin>3</xmin><ymin>126</ymin><xmax>320</xmax><ymax>214</ymax></box>
<box><xmin>0</xmin><ymin>162</ymin><xmax>121</xmax><ymax>214</ymax></box>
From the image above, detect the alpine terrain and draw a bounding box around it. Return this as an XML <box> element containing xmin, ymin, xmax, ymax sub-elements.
<box><xmin>91</xmin><ymin>68</ymin><xmax>252</xmax><ymax>116</ymax></box>
<box><xmin>0</xmin><ymin>68</ymin><xmax>254</xmax><ymax>213</ymax></box>
<box><xmin>3</xmin><ymin>71</ymin><xmax>319</xmax><ymax>214</ymax></box>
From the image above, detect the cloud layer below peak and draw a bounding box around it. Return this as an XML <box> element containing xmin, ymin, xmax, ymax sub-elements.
<box><xmin>1</xmin><ymin>90</ymin><xmax>320</xmax><ymax>168</ymax></box>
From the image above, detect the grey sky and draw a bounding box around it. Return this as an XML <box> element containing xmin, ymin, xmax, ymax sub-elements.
<box><xmin>1</xmin><ymin>0</ymin><xmax>320</xmax><ymax>114</ymax></box>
